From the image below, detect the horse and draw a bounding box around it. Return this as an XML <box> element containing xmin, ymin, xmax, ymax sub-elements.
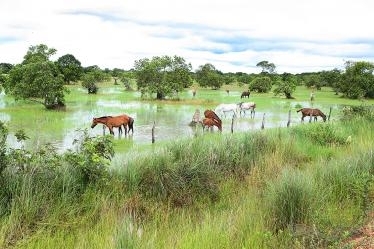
<box><xmin>241</xmin><ymin>91</ymin><xmax>250</xmax><ymax>98</ymax></box>
<box><xmin>237</xmin><ymin>102</ymin><xmax>256</xmax><ymax>118</ymax></box>
<box><xmin>202</xmin><ymin>109</ymin><xmax>222</xmax><ymax>132</ymax></box>
<box><xmin>215</xmin><ymin>103</ymin><xmax>238</xmax><ymax>118</ymax></box>
<box><xmin>91</xmin><ymin>114</ymin><xmax>134</xmax><ymax>136</ymax></box>
<box><xmin>296</xmin><ymin>108</ymin><xmax>326</xmax><ymax>122</ymax></box>
<box><xmin>201</xmin><ymin>118</ymin><xmax>222</xmax><ymax>132</ymax></box>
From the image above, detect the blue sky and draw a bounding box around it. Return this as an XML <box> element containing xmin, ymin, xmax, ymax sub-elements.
<box><xmin>1</xmin><ymin>0</ymin><xmax>374</xmax><ymax>73</ymax></box>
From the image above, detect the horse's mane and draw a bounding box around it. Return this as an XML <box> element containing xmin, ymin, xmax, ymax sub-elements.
<box><xmin>97</xmin><ymin>116</ymin><xmax>113</xmax><ymax>119</ymax></box>
<box><xmin>204</xmin><ymin>109</ymin><xmax>221</xmax><ymax>123</ymax></box>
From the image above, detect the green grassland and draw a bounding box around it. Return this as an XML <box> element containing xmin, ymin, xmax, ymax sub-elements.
<box><xmin>0</xmin><ymin>83</ymin><xmax>374</xmax><ymax>248</ymax></box>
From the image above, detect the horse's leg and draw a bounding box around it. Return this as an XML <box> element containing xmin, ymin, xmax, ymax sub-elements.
<box><xmin>108</xmin><ymin>125</ymin><xmax>114</xmax><ymax>135</ymax></box>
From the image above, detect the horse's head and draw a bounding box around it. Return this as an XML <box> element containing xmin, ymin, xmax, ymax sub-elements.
<box><xmin>91</xmin><ymin>118</ymin><xmax>99</xmax><ymax>128</ymax></box>
<box><xmin>322</xmin><ymin>114</ymin><xmax>327</xmax><ymax>122</ymax></box>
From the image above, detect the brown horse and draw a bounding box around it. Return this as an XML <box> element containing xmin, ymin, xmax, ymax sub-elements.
<box><xmin>241</xmin><ymin>91</ymin><xmax>250</xmax><ymax>98</ymax></box>
<box><xmin>201</xmin><ymin>118</ymin><xmax>222</xmax><ymax>132</ymax></box>
<box><xmin>203</xmin><ymin>110</ymin><xmax>222</xmax><ymax>131</ymax></box>
<box><xmin>297</xmin><ymin>108</ymin><xmax>326</xmax><ymax>122</ymax></box>
<box><xmin>91</xmin><ymin>114</ymin><xmax>134</xmax><ymax>135</ymax></box>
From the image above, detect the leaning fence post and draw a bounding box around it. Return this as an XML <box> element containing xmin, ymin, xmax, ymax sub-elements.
<box><xmin>328</xmin><ymin>107</ymin><xmax>332</xmax><ymax>121</ymax></box>
<box><xmin>287</xmin><ymin>110</ymin><xmax>291</xmax><ymax>127</ymax></box>
<box><xmin>151</xmin><ymin>121</ymin><xmax>155</xmax><ymax>143</ymax></box>
<box><xmin>231</xmin><ymin>117</ymin><xmax>234</xmax><ymax>133</ymax></box>
<box><xmin>261</xmin><ymin>113</ymin><xmax>265</xmax><ymax>130</ymax></box>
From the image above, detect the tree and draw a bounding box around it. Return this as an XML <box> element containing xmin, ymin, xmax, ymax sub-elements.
<box><xmin>273</xmin><ymin>73</ymin><xmax>296</xmax><ymax>99</ymax></box>
<box><xmin>4</xmin><ymin>44</ymin><xmax>67</xmax><ymax>109</ymax></box>
<box><xmin>256</xmin><ymin>60</ymin><xmax>276</xmax><ymax>74</ymax></box>
<box><xmin>56</xmin><ymin>54</ymin><xmax>83</xmax><ymax>84</ymax></box>
<box><xmin>0</xmin><ymin>63</ymin><xmax>13</xmax><ymax>74</ymax></box>
<box><xmin>339</xmin><ymin>61</ymin><xmax>374</xmax><ymax>99</ymax></box>
<box><xmin>249</xmin><ymin>76</ymin><xmax>272</xmax><ymax>93</ymax></box>
<box><xmin>195</xmin><ymin>63</ymin><xmax>223</xmax><ymax>89</ymax></box>
<box><xmin>319</xmin><ymin>69</ymin><xmax>341</xmax><ymax>94</ymax></box>
<box><xmin>134</xmin><ymin>55</ymin><xmax>193</xmax><ymax>99</ymax></box>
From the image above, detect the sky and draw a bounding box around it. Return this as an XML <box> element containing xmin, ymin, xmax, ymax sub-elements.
<box><xmin>1</xmin><ymin>0</ymin><xmax>374</xmax><ymax>74</ymax></box>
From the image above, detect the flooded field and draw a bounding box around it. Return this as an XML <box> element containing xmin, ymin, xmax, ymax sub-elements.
<box><xmin>0</xmin><ymin>87</ymin><xmax>340</xmax><ymax>153</ymax></box>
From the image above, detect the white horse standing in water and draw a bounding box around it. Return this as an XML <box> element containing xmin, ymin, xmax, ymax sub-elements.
<box><xmin>237</xmin><ymin>102</ymin><xmax>256</xmax><ymax>118</ymax></box>
<box><xmin>215</xmin><ymin>103</ymin><xmax>238</xmax><ymax>118</ymax></box>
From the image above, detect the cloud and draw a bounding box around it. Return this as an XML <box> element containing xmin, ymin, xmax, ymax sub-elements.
<box><xmin>1</xmin><ymin>0</ymin><xmax>374</xmax><ymax>73</ymax></box>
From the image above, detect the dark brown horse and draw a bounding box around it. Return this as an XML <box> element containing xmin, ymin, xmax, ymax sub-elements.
<box><xmin>241</xmin><ymin>91</ymin><xmax>250</xmax><ymax>98</ymax></box>
<box><xmin>203</xmin><ymin>110</ymin><xmax>222</xmax><ymax>131</ymax></box>
<box><xmin>91</xmin><ymin>114</ymin><xmax>134</xmax><ymax>135</ymax></box>
<box><xmin>297</xmin><ymin>108</ymin><xmax>326</xmax><ymax>122</ymax></box>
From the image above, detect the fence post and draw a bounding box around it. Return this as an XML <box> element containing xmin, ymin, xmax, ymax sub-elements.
<box><xmin>261</xmin><ymin>113</ymin><xmax>265</xmax><ymax>130</ymax></box>
<box><xmin>287</xmin><ymin>110</ymin><xmax>291</xmax><ymax>127</ymax></box>
<box><xmin>328</xmin><ymin>107</ymin><xmax>332</xmax><ymax>121</ymax></box>
<box><xmin>152</xmin><ymin>121</ymin><xmax>155</xmax><ymax>143</ymax></box>
<box><xmin>231</xmin><ymin>117</ymin><xmax>234</xmax><ymax>133</ymax></box>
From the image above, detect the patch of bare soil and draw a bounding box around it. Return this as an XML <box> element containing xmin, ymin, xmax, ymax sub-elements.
<box><xmin>342</xmin><ymin>213</ymin><xmax>374</xmax><ymax>249</ymax></box>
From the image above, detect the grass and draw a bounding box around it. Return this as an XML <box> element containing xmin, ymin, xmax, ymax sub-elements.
<box><xmin>1</xmin><ymin>83</ymin><xmax>374</xmax><ymax>248</ymax></box>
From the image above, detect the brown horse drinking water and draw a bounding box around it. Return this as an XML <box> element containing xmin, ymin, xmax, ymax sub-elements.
<box><xmin>91</xmin><ymin>114</ymin><xmax>134</xmax><ymax>135</ymax></box>
<box><xmin>297</xmin><ymin>108</ymin><xmax>326</xmax><ymax>122</ymax></box>
<box><xmin>202</xmin><ymin>110</ymin><xmax>222</xmax><ymax>131</ymax></box>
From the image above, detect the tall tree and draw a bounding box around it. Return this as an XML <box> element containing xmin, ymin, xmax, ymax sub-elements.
<box><xmin>56</xmin><ymin>54</ymin><xmax>83</xmax><ymax>84</ymax></box>
<box><xmin>273</xmin><ymin>73</ymin><xmax>296</xmax><ymax>99</ymax></box>
<box><xmin>0</xmin><ymin>63</ymin><xmax>13</xmax><ymax>74</ymax></box>
<box><xmin>195</xmin><ymin>63</ymin><xmax>223</xmax><ymax>89</ymax></box>
<box><xmin>340</xmin><ymin>61</ymin><xmax>374</xmax><ymax>99</ymax></box>
<box><xmin>4</xmin><ymin>44</ymin><xmax>67</xmax><ymax>109</ymax></box>
<box><xmin>256</xmin><ymin>60</ymin><xmax>276</xmax><ymax>74</ymax></box>
<box><xmin>134</xmin><ymin>55</ymin><xmax>192</xmax><ymax>99</ymax></box>
<box><xmin>249</xmin><ymin>76</ymin><xmax>272</xmax><ymax>93</ymax></box>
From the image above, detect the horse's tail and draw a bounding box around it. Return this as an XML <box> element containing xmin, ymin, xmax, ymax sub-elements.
<box><xmin>296</xmin><ymin>108</ymin><xmax>303</xmax><ymax>113</ymax></box>
<box><xmin>213</xmin><ymin>119</ymin><xmax>222</xmax><ymax>131</ymax></box>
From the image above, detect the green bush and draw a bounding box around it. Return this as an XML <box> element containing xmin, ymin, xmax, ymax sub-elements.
<box><xmin>292</xmin><ymin>123</ymin><xmax>347</xmax><ymax>146</ymax></box>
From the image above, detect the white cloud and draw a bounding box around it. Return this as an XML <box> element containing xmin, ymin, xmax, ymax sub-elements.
<box><xmin>1</xmin><ymin>0</ymin><xmax>374</xmax><ymax>73</ymax></box>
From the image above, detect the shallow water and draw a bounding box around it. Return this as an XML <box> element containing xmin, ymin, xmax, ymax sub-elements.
<box><xmin>0</xmin><ymin>91</ymin><xmax>337</xmax><ymax>153</ymax></box>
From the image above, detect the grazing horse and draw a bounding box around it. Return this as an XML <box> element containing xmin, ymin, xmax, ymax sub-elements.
<box><xmin>203</xmin><ymin>109</ymin><xmax>222</xmax><ymax>132</ymax></box>
<box><xmin>237</xmin><ymin>102</ymin><xmax>256</xmax><ymax>118</ymax></box>
<box><xmin>297</xmin><ymin>108</ymin><xmax>326</xmax><ymax>122</ymax></box>
<box><xmin>215</xmin><ymin>103</ymin><xmax>238</xmax><ymax>118</ymax></box>
<box><xmin>201</xmin><ymin>118</ymin><xmax>222</xmax><ymax>132</ymax></box>
<box><xmin>241</xmin><ymin>91</ymin><xmax>250</xmax><ymax>98</ymax></box>
<box><xmin>91</xmin><ymin>114</ymin><xmax>134</xmax><ymax>136</ymax></box>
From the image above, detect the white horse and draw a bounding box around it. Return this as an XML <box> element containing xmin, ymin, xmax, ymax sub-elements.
<box><xmin>237</xmin><ymin>102</ymin><xmax>256</xmax><ymax>118</ymax></box>
<box><xmin>215</xmin><ymin>103</ymin><xmax>238</xmax><ymax>118</ymax></box>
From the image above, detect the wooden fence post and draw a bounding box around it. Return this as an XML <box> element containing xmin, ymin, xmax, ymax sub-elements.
<box><xmin>261</xmin><ymin>113</ymin><xmax>265</xmax><ymax>130</ymax></box>
<box><xmin>152</xmin><ymin>121</ymin><xmax>155</xmax><ymax>143</ymax></box>
<box><xmin>328</xmin><ymin>107</ymin><xmax>332</xmax><ymax>121</ymax></box>
<box><xmin>287</xmin><ymin>110</ymin><xmax>291</xmax><ymax>127</ymax></box>
<box><xmin>231</xmin><ymin>117</ymin><xmax>234</xmax><ymax>133</ymax></box>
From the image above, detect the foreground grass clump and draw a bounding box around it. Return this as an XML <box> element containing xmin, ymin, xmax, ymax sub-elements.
<box><xmin>122</xmin><ymin>132</ymin><xmax>277</xmax><ymax>208</ymax></box>
<box><xmin>0</xmin><ymin>105</ymin><xmax>373</xmax><ymax>248</ymax></box>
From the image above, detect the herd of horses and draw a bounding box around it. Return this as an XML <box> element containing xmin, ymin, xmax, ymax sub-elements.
<box><xmin>90</xmin><ymin>91</ymin><xmax>327</xmax><ymax>135</ymax></box>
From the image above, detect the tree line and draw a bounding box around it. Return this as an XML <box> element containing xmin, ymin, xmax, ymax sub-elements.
<box><xmin>0</xmin><ymin>44</ymin><xmax>373</xmax><ymax>109</ymax></box>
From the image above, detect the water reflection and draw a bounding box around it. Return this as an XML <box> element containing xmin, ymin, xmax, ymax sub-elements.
<box><xmin>1</xmin><ymin>97</ymin><xmax>337</xmax><ymax>152</ymax></box>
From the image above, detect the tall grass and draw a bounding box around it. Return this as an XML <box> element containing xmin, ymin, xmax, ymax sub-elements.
<box><xmin>1</xmin><ymin>105</ymin><xmax>374</xmax><ymax>248</ymax></box>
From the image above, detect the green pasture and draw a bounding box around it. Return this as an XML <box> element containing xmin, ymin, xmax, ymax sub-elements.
<box><xmin>1</xmin><ymin>82</ymin><xmax>374</xmax><ymax>248</ymax></box>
